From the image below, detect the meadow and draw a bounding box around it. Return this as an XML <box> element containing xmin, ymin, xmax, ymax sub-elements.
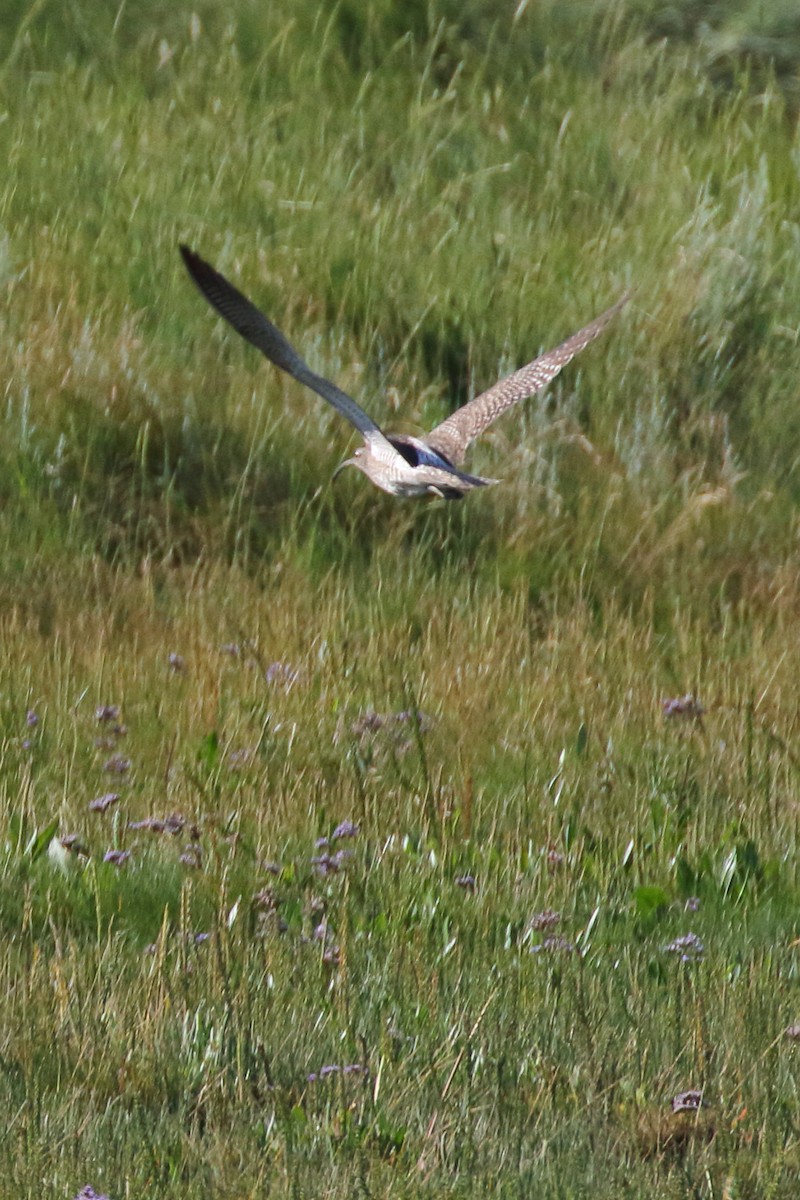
<box><xmin>2</xmin><ymin>1</ymin><xmax>800</xmax><ymax>1195</ymax></box>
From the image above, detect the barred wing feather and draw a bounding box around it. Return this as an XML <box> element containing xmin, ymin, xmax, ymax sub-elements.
<box><xmin>425</xmin><ymin>295</ymin><xmax>628</xmax><ymax>465</ymax></box>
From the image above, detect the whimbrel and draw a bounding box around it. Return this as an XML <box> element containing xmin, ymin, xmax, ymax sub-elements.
<box><xmin>180</xmin><ymin>245</ymin><xmax>626</xmax><ymax>500</ymax></box>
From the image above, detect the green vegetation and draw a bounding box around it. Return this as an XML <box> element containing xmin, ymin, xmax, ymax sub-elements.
<box><xmin>2</xmin><ymin>1</ymin><xmax>800</xmax><ymax>1196</ymax></box>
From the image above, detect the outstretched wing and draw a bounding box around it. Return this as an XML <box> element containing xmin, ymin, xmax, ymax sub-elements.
<box><xmin>180</xmin><ymin>245</ymin><xmax>388</xmax><ymax>443</ymax></box>
<box><xmin>425</xmin><ymin>295</ymin><xmax>628</xmax><ymax>465</ymax></box>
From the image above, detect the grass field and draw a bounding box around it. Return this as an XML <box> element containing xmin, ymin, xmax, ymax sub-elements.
<box><xmin>2</xmin><ymin>1</ymin><xmax>800</xmax><ymax>1196</ymax></box>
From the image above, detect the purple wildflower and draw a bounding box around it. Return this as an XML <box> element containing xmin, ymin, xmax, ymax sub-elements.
<box><xmin>103</xmin><ymin>754</ymin><xmax>130</xmax><ymax>775</ymax></box>
<box><xmin>395</xmin><ymin>708</ymin><xmax>433</xmax><ymax>730</ymax></box>
<box><xmin>265</xmin><ymin>661</ymin><xmax>299</xmax><ymax>689</ymax></box>
<box><xmin>96</xmin><ymin>705</ymin><xmax>120</xmax><ymax>723</ymax></box>
<box><xmin>531</xmin><ymin>935</ymin><xmax>574</xmax><ymax>954</ymax></box>
<box><xmin>350</xmin><ymin>708</ymin><xmax>433</xmax><ymax>738</ymax></box>
<box><xmin>253</xmin><ymin>888</ymin><xmax>278</xmax><ymax>912</ymax></box>
<box><xmin>179</xmin><ymin>844</ymin><xmax>202</xmax><ymax>869</ymax></box>
<box><xmin>310</xmin><ymin>854</ymin><xmax>335</xmax><ymax>875</ymax></box>
<box><xmin>89</xmin><ymin>793</ymin><xmax>121</xmax><ymax>814</ymax></box>
<box><xmin>455</xmin><ymin>874</ymin><xmax>476</xmax><ymax>892</ymax></box>
<box><xmin>332</xmin><ymin>820</ymin><xmax>360</xmax><ymax>841</ymax></box>
<box><xmin>168</xmin><ymin>652</ymin><xmax>186</xmax><ymax>673</ymax></box>
<box><xmin>307</xmin><ymin>1062</ymin><xmax>365</xmax><ymax>1084</ymax></box>
<box><xmin>662</xmin><ymin>694</ymin><xmax>704</xmax><ymax>720</ymax></box>
<box><xmin>310</xmin><ymin>850</ymin><xmax>351</xmax><ymax>876</ymax></box>
<box><xmin>128</xmin><ymin>814</ymin><xmax>186</xmax><ymax>835</ymax></box>
<box><xmin>228</xmin><ymin>747</ymin><xmax>257</xmax><ymax>769</ymax></box>
<box><xmin>351</xmin><ymin>710</ymin><xmax>384</xmax><ymax>735</ymax></box>
<box><xmin>529</xmin><ymin>908</ymin><xmax>561</xmax><ymax>931</ymax></box>
<box><xmin>26</xmin><ymin>709</ymin><xmax>39</xmax><ymax>727</ymax></box>
<box><xmin>103</xmin><ymin>849</ymin><xmax>131</xmax><ymax>867</ymax></box>
<box><xmin>663</xmin><ymin>932</ymin><xmax>704</xmax><ymax>961</ymax></box>
<box><xmin>672</xmin><ymin>1089</ymin><xmax>705</xmax><ymax>1113</ymax></box>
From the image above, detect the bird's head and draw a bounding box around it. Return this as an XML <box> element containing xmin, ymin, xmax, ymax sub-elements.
<box><xmin>332</xmin><ymin>445</ymin><xmax>367</xmax><ymax>481</ymax></box>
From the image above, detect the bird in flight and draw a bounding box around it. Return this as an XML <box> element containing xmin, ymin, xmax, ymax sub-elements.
<box><xmin>180</xmin><ymin>244</ymin><xmax>626</xmax><ymax>500</ymax></box>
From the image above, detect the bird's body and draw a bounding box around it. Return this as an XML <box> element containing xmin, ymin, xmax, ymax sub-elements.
<box><xmin>344</xmin><ymin>433</ymin><xmax>494</xmax><ymax>498</ymax></box>
<box><xmin>180</xmin><ymin>244</ymin><xmax>626</xmax><ymax>499</ymax></box>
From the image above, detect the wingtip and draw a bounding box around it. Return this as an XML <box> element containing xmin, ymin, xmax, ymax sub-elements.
<box><xmin>179</xmin><ymin>244</ymin><xmax>215</xmax><ymax>290</ymax></box>
<box><xmin>179</xmin><ymin>243</ymin><xmax>198</xmax><ymax>269</ymax></box>
<box><xmin>596</xmin><ymin>290</ymin><xmax>632</xmax><ymax>325</ymax></box>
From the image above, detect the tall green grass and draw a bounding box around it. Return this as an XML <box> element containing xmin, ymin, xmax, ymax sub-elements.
<box><xmin>2</xmin><ymin>2</ymin><xmax>800</xmax><ymax>1197</ymax></box>
<box><xmin>2</xmin><ymin>0</ymin><xmax>799</xmax><ymax>606</ymax></box>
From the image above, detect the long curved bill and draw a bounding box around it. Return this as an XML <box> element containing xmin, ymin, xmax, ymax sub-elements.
<box><xmin>332</xmin><ymin>457</ymin><xmax>357</xmax><ymax>481</ymax></box>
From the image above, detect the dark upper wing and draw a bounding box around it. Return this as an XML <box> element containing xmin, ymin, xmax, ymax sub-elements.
<box><xmin>425</xmin><ymin>294</ymin><xmax>628</xmax><ymax>465</ymax></box>
<box><xmin>180</xmin><ymin>245</ymin><xmax>386</xmax><ymax>441</ymax></box>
